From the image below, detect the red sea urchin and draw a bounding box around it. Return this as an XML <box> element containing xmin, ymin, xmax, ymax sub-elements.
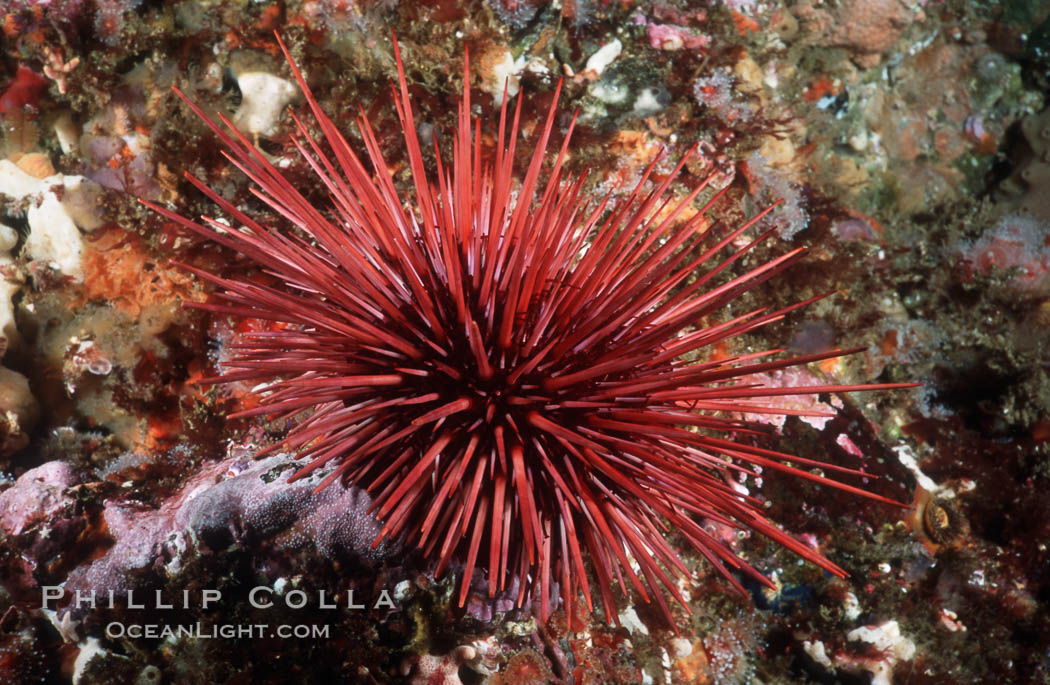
<box><xmin>143</xmin><ymin>35</ymin><xmax>916</xmax><ymax>627</ymax></box>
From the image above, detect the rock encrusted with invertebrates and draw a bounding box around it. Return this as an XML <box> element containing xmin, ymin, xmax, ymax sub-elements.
<box><xmin>1</xmin><ymin>2</ymin><xmax>1048</xmax><ymax>683</ymax></box>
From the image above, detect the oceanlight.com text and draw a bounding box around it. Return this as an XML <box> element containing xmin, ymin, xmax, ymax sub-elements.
<box><xmin>105</xmin><ymin>622</ymin><xmax>331</xmax><ymax>640</ymax></box>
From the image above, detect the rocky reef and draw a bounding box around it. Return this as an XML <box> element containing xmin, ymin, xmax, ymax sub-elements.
<box><xmin>1</xmin><ymin>0</ymin><xmax>1049</xmax><ymax>683</ymax></box>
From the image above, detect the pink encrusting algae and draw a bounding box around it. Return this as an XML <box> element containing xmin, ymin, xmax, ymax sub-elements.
<box><xmin>142</xmin><ymin>33</ymin><xmax>917</xmax><ymax>629</ymax></box>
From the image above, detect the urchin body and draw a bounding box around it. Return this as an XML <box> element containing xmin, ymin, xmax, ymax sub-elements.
<box><xmin>145</xmin><ymin>35</ymin><xmax>914</xmax><ymax>626</ymax></box>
